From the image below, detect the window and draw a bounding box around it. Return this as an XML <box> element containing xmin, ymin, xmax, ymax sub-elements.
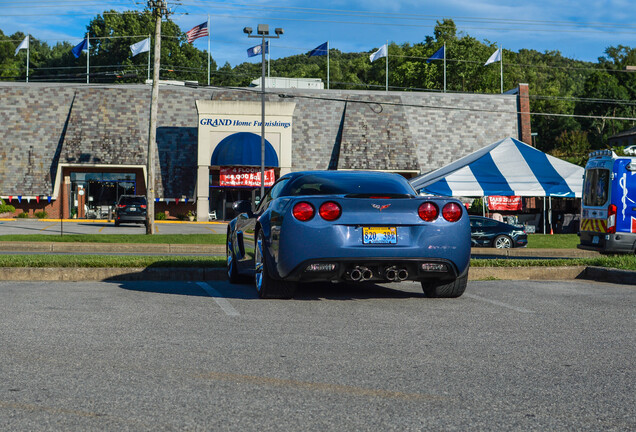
<box><xmin>257</xmin><ymin>178</ymin><xmax>289</xmax><ymax>212</ymax></box>
<box><xmin>583</xmin><ymin>169</ymin><xmax>609</xmax><ymax>207</ymax></box>
<box><xmin>286</xmin><ymin>174</ymin><xmax>415</xmax><ymax>197</ymax></box>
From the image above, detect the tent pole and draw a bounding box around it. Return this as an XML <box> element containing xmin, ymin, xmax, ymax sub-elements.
<box><xmin>543</xmin><ymin>198</ymin><xmax>546</xmax><ymax>234</ymax></box>
<box><xmin>549</xmin><ymin>196</ymin><xmax>553</xmax><ymax>235</ymax></box>
<box><xmin>482</xmin><ymin>196</ymin><xmax>486</xmax><ymax>217</ymax></box>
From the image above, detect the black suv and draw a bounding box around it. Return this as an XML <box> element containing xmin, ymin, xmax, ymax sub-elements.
<box><xmin>115</xmin><ymin>195</ymin><xmax>147</xmax><ymax>227</ymax></box>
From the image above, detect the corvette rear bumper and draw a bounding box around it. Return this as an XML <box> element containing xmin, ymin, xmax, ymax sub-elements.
<box><xmin>283</xmin><ymin>257</ymin><xmax>462</xmax><ymax>283</ymax></box>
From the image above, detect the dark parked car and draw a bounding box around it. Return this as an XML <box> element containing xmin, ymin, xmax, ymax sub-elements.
<box><xmin>469</xmin><ymin>216</ymin><xmax>527</xmax><ymax>248</ymax></box>
<box><xmin>226</xmin><ymin>171</ymin><xmax>471</xmax><ymax>299</ymax></box>
<box><xmin>115</xmin><ymin>195</ymin><xmax>147</xmax><ymax>227</ymax></box>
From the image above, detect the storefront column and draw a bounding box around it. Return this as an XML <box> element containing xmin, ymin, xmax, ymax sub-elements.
<box><xmin>197</xmin><ymin>164</ymin><xmax>210</xmax><ymax>221</ymax></box>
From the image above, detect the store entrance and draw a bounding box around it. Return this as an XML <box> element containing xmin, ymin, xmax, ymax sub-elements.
<box><xmin>70</xmin><ymin>172</ymin><xmax>137</xmax><ymax>218</ymax></box>
<box><xmin>209</xmin><ymin>188</ymin><xmax>260</xmax><ymax>220</ymax></box>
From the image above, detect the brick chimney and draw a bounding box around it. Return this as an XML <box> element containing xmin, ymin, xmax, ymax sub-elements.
<box><xmin>518</xmin><ymin>83</ymin><xmax>532</xmax><ymax>145</ymax></box>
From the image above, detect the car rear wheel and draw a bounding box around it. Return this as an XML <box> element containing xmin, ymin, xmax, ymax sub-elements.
<box><xmin>226</xmin><ymin>233</ymin><xmax>240</xmax><ymax>284</ymax></box>
<box><xmin>494</xmin><ymin>235</ymin><xmax>513</xmax><ymax>249</ymax></box>
<box><xmin>421</xmin><ymin>273</ymin><xmax>468</xmax><ymax>298</ymax></box>
<box><xmin>254</xmin><ymin>230</ymin><xmax>297</xmax><ymax>299</ymax></box>
<box><xmin>114</xmin><ymin>221</ymin><xmax>120</xmax><ymax>227</ymax></box>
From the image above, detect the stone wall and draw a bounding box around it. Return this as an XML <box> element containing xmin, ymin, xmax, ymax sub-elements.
<box><xmin>0</xmin><ymin>83</ymin><xmax>521</xmax><ymax>200</ymax></box>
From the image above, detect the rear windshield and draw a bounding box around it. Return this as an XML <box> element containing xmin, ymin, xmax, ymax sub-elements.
<box><xmin>285</xmin><ymin>173</ymin><xmax>415</xmax><ymax>197</ymax></box>
<box><xmin>583</xmin><ymin>168</ymin><xmax>609</xmax><ymax>207</ymax></box>
<box><xmin>119</xmin><ymin>196</ymin><xmax>146</xmax><ymax>205</ymax></box>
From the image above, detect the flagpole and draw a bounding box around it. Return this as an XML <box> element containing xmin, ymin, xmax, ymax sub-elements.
<box><xmin>267</xmin><ymin>41</ymin><xmax>270</xmax><ymax>78</ymax></box>
<box><xmin>500</xmin><ymin>44</ymin><xmax>503</xmax><ymax>94</ymax></box>
<box><xmin>207</xmin><ymin>15</ymin><xmax>210</xmax><ymax>86</ymax></box>
<box><xmin>327</xmin><ymin>40</ymin><xmax>330</xmax><ymax>90</ymax></box>
<box><xmin>147</xmin><ymin>34</ymin><xmax>151</xmax><ymax>82</ymax></box>
<box><xmin>443</xmin><ymin>42</ymin><xmax>446</xmax><ymax>93</ymax></box>
<box><xmin>86</xmin><ymin>33</ymin><xmax>90</xmax><ymax>84</ymax></box>
<box><xmin>385</xmin><ymin>40</ymin><xmax>388</xmax><ymax>92</ymax></box>
<box><xmin>26</xmin><ymin>35</ymin><xmax>29</xmax><ymax>83</ymax></box>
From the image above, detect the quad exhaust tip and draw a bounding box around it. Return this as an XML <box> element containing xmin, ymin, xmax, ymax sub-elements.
<box><xmin>385</xmin><ymin>266</ymin><xmax>408</xmax><ymax>281</ymax></box>
<box><xmin>350</xmin><ymin>266</ymin><xmax>373</xmax><ymax>282</ymax></box>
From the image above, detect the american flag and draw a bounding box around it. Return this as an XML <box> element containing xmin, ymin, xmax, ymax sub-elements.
<box><xmin>186</xmin><ymin>21</ymin><xmax>209</xmax><ymax>43</ymax></box>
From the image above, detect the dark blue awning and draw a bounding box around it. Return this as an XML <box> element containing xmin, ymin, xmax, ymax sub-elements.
<box><xmin>211</xmin><ymin>132</ymin><xmax>279</xmax><ymax>167</ymax></box>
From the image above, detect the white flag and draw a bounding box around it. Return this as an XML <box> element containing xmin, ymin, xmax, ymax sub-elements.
<box><xmin>369</xmin><ymin>44</ymin><xmax>387</xmax><ymax>62</ymax></box>
<box><xmin>130</xmin><ymin>37</ymin><xmax>151</xmax><ymax>57</ymax></box>
<box><xmin>15</xmin><ymin>35</ymin><xmax>29</xmax><ymax>56</ymax></box>
<box><xmin>484</xmin><ymin>48</ymin><xmax>501</xmax><ymax>66</ymax></box>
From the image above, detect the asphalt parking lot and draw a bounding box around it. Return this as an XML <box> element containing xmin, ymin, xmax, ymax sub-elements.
<box><xmin>1</xmin><ymin>279</ymin><xmax>634</xmax><ymax>431</ymax></box>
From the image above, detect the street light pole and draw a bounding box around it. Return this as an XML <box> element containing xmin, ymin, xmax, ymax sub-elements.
<box><xmin>244</xmin><ymin>24</ymin><xmax>283</xmax><ymax>202</ymax></box>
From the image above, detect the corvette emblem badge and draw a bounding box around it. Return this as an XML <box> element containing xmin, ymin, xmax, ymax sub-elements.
<box><xmin>372</xmin><ymin>204</ymin><xmax>391</xmax><ymax>211</ymax></box>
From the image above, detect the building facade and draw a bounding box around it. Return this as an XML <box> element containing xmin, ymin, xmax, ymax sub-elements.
<box><xmin>0</xmin><ymin>82</ymin><xmax>530</xmax><ymax>220</ymax></box>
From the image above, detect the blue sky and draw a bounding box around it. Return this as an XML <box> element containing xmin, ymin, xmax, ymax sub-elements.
<box><xmin>1</xmin><ymin>0</ymin><xmax>634</xmax><ymax>67</ymax></box>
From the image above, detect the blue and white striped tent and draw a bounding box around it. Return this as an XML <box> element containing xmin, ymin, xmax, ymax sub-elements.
<box><xmin>410</xmin><ymin>137</ymin><xmax>584</xmax><ymax>197</ymax></box>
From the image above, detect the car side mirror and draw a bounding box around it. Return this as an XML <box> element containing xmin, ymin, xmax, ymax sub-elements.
<box><xmin>232</xmin><ymin>200</ymin><xmax>254</xmax><ymax>216</ymax></box>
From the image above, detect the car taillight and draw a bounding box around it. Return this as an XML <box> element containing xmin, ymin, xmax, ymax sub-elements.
<box><xmin>442</xmin><ymin>202</ymin><xmax>462</xmax><ymax>222</ymax></box>
<box><xmin>292</xmin><ymin>202</ymin><xmax>315</xmax><ymax>221</ymax></box>
<box><xmin>418</xmin><ymin>202</ymin><xmax>438</xmax><ymax>222</ymax></box>
<box><xmin>319</xmin><ymin>201</ymin><xmax>341</xmax><ymax>221</ymax></box>
<box><xmin>607</xmin><ymin>204</ymin><xmax>617</xmax><ymax>234</ymax></box>
<box><xmin>140</xmin><ymin>205</ymin><xmax>147</xmax><ymax>209</ymax></box>
<box><xmin>117</xmin><ymin>204</ymin><xmax>126</xmax><ymax>208</ymax></box>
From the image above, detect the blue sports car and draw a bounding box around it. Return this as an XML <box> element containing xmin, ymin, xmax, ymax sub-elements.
<box><xmin>226</xmin><ymin>171</ymin><xmax>471</xmax><ymax>299</ymax></box>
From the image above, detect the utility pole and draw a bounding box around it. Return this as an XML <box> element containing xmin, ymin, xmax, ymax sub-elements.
<box><xmin>146</xmin><ymin>0</ymin><xmax>168</xmax><ymax>234</ymax></box>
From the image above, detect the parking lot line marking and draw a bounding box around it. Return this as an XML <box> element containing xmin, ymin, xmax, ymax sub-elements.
<box><xmin>40</xmin><ymin>223</ymin><xmax>56</xmax><ymax>231</ymax></box>
<box><xmin>195</xmin><ymin>282</ymin><xmax>240</xmax><ymax>316</ymax></box>
<box><xmin>464</xmin><ymin>293</ymin><xmax>534</xmax><ymax>313</ymax></box>
<box><xmin>195</xmin><ymin>372</ymin><xmax>444</xmax><ymax>401</ymax></box>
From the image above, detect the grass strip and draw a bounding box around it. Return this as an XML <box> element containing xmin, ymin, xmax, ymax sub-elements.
<box><xmin>526</xmin><ymin>234</ymin><xmax>579</xmax><ymax>249</ymax></box>
<box><xmin>0</xmin><ymin>255</ymin><xmax>226</xmax><ymax>268</ymax></box>
<box><xmin>472</xmin><ymin>255</ymin><xmax>636</xmax><ymax>271</ymax></box>
<box><xmin>0</xmin><ymin>234</ymin><xmax>226</xmax><ymax>244</ymax></box>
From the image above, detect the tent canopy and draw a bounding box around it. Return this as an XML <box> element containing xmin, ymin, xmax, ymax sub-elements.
<box><xmin>410</xmin><ymin>137</ymin><xmax>584</xmax><ymax>198</ymax></box>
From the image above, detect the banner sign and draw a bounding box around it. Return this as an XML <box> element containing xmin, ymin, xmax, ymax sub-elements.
<box><xmin>220</xmin><ymin>167</ymin><xmax>275</xmax><ymax>187</ymax></box>
<box><xmin>487</xmin><ymin>196</ymin><xmax>522</xmax><ymax>211</ymax></box>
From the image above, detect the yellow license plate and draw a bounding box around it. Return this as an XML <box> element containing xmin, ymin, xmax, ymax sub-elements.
<box><xmin>363</xmin><ymin>227</ymin><xmax>397</xmax><ymax>244</ymax></box>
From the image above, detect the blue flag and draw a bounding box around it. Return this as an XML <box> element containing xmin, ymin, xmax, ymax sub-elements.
<box><xmin>309</xmin><ymin>42</ymin><xmax>328</xmax><ymax>57</ymax></box>
<box><xmin>427</xmin><ymin>46</ymin><xmax>444</xmax><ymax>63</ymax></box>
<box><xmin>247</xmin><ymin>41</ymin><xmax>268</xmax><ymax>57</ymax></box>
<box><xmin>72</xmin><ymin>38</ymin><xmax>88</xmax><ymax>58</ymax></box>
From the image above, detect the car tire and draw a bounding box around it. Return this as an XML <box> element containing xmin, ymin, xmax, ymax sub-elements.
<box><xmin>226</xmin><ymin>233</ymin><xmax>240</xmax><ymax>284</ymax></box>
<box><xmin>494</xmin><ymin>235</ymin><xmax>513</xmax><ymax>249</ymax></box>
<box><xmin>254</xmin><ymin>230</ymin><xmax>297</xmax><ymax>299</ymax></box>
<box><xmin>114</xmin><ymin>221</ymin><xmax>120</xmax><ymax>227</ymax></box>
<box><xmin>421</xmin><ymin>273</ymin><xmax>468</xmax><ymax>298</ymax></box>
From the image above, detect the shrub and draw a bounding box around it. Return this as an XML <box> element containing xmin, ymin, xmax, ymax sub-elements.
<box><xmin>34</xmin><ymin>211</ymin><xmax>48</xmax><ymax>219</ymax></box>
<box><xmin>155</xmin><ymin>212</ymin><xmax>166</xmax><ymax>220</ymax></box>
<box><xmin>17</xmin><ymin>212</ymin><xmax>29</xmax><ymax>218</ymax></box>
<box><xmin>0</xmin><ymin>203</ymin><xmax>16</xmax><ymax>214</ymax></box>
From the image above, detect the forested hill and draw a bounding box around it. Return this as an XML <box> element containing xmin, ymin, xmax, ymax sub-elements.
<box><xmin>1</xmin><ymin>13</ymin><xmax>635</xmax><ymax>160</ymax></box>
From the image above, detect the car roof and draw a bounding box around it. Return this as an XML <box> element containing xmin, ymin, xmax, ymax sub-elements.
<box><xmin>281</xmin><ymin>170</ymin><xmax>405</xmax><ymax>181</ymax></box>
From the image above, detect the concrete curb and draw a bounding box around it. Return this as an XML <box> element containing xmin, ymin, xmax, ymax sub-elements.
<box><xmin>0</xmin><ymin>267</ymin><xmax>227</xmax><ymax>281</ymax></box>
<box><xmin>1</xmin><ymin>265</ymin><xmax>634</xmax><ymax>285</ymax></box>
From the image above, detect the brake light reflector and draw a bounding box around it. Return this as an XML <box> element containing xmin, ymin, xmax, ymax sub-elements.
<box><xmin>442</xmin><ymin>202</ymin><xmax>462</xmax><ymax>222</ymax></box>
<box><xmin>292</xmin><ymin>202</ymin><xmax>315</xmax><ymax>221</ymax></box>
<box><xmin>607</xmin><ymin>204</ymin><xmax>617</xmax><ymax>234</ymax></box>
<box><xmin>319</xmin><ymin>201</ymin><xmax>341</xmax><ymax>221</ymax></box>
<box><xmin>418</xmin><ymin>202</ymin><xmax>438</xmax><ymax>222</ymax></box>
